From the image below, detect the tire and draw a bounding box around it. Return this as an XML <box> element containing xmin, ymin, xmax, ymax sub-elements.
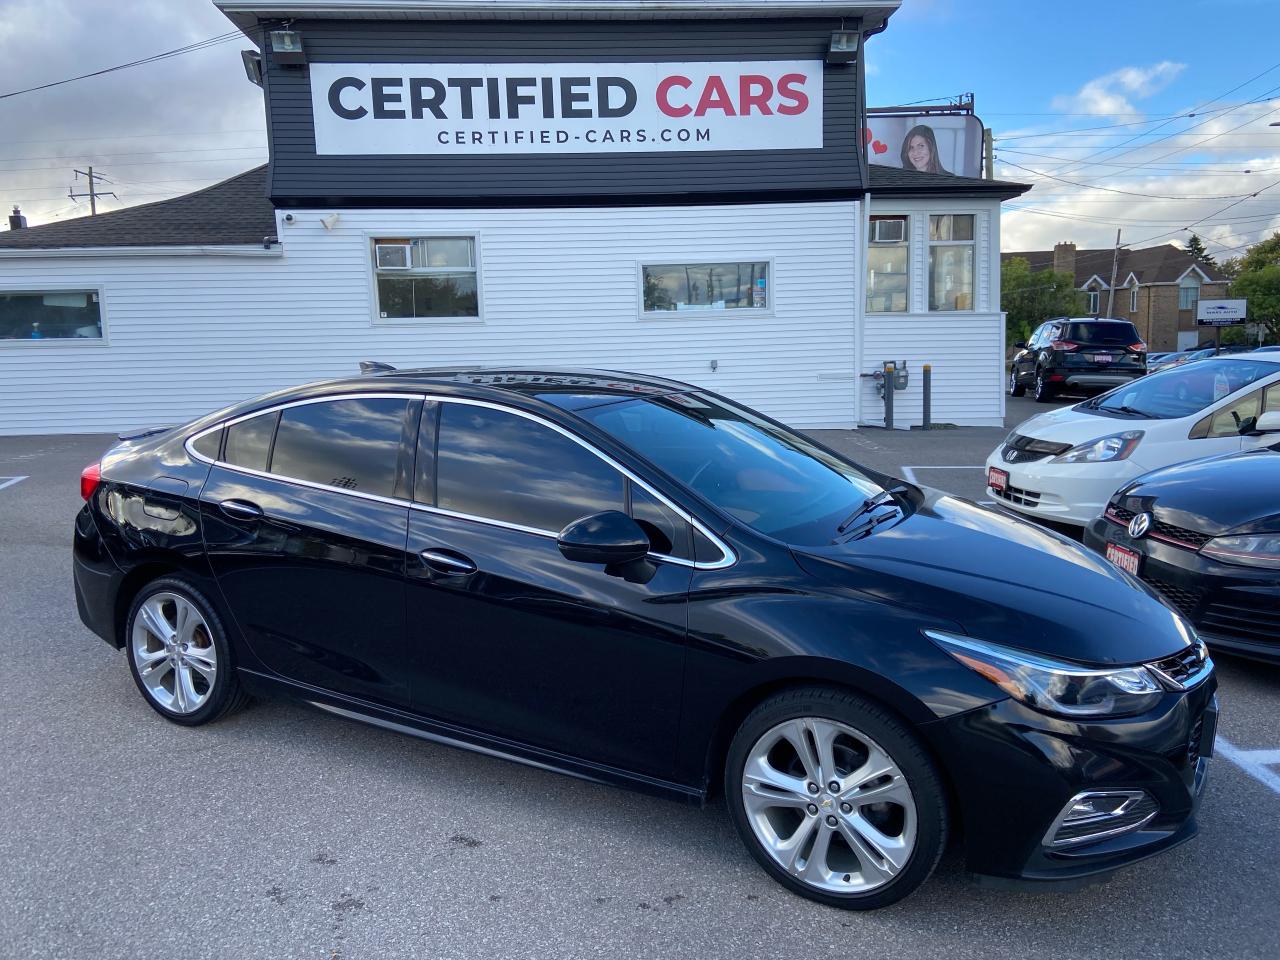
<box><xmin>124</xmin><ymin>576</ymin><xmax>249</xmax><ymax>726</ymax></box>
<box><xmin>1033</xmin><ymin>369</ymin><xmax>1056</xmax><ymax>403</ymax></box>
<box><xmin>725</xmin><ymin>686</ymin><xmax>948</xmax><ymax>910</ymax></box>
<box><xmin>1008</xmin><ymin>367</ymin><xmax>1026</xmax><ymax>397</ymax></box>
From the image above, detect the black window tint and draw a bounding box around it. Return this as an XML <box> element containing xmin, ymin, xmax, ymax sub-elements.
<box><xmin>224</xmin><ymin>412</ymin><xmax>278</xmax><ymax>471</ymax></box>
<box><xmin>630</xmin><ymin>483</ymin><xmax>691</xmax><ymax>560</ymax></box>
<box><xmin>436</xmin><ymin>404</ymin><xmax>624</xmax><ymax>531</ymax></box>
<box><xmin>270</xmin><ymin>398</ymin><xmax>411</xmax><ymax>497</ymax></box>
<box><xmin>693</xmin><ymin>528</ymin><xmax>722</xmax><ymax>564</ymax></box>
<box><xmin>1065</xmin><ymin>321</ymin><xmax>1140</xmax><ymax>344</ymax></box>
<box><xmin>192</xmin><ymin>428</ymin><xmax>222</xmax><ymax>461</ymax></box>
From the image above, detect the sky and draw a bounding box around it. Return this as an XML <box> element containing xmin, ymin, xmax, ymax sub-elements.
<box><xmin>1</xmin><ymin>0</ymin><xmax>1279</xmax><ymax>259</ymax></box>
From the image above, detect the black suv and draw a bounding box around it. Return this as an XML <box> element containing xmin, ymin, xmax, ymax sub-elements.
<box><xmin>1010</xmin><ymin>318</ymin><xmax>1147</xmax><ymax>402</ymax></box>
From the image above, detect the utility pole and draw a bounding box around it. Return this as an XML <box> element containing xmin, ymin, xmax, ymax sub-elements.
<box><xmin>984</xmin><ymin>128</ymin><xmax>994</xmax><ymax>180</ymax></box>
<box><xmin>1105</xmin><ymin>228</ymin><xmax>1122</xmax><ymax>317</ymax></box>
<box><xmin>68</xmin><ymin>167</ymin><xmax>117</xmax><ymax>216</ymax></box>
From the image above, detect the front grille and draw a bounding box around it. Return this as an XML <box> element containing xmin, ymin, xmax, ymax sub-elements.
<box><xmin>1201</xmin><ymin>596</ymin><xmax>1280</xmax><ymax>647</ymax></box>
<box><xmin>1104</xmin><ymin>503</ymin><xmax>1211</xmax><ymax>549</ymax></box>
<box><xmin>1000</xmin><ymin>434</ymin><xmax>1072</xmax><ymax>465</ymax></box>
<box><xmin>1140</xmin><ymin>577</ymin><xmax>1205</xmax><ymax>620</ymax></box>
<box><xmin>992</xmin><ymin>483</ymin><xmax>1042</xmax><ymax>508</ymax></box>
<box><xmin>1149</xmin><ymin>641</ymin><xmax>1211</xmax><ymax>689</ymax></box>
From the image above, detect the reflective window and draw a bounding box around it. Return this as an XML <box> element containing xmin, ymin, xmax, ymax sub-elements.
<box><xmin>373</xmin><ymin>236</ymin><xmax>479</xmax><ymax>320</ymax></box>
<box><xmin>928</xmin><ymin>215</ymin><xmax>975</xmax><ymax>312</ymax></box>
<box><xmin>1178</xmin><ymin>274</ymin><xmax>1201</xmax><ymax>311</ymax></box>
<box><xmin>192</xmin><ymin>428</ymin><xmax>222</xmax><ymax>461</ymax></box>
<box><xmin>578</xmin><ymin>393</ymin><xmax>886</xmax><ymax>546</ymax></box>
<box><xmin>631</xmin><ymin>483</ymin><xmax>691</xmax><ymax>560</ymax></box>
<box><xmin>1098</xmin><ymin>359</ymin><xmax>1277</xmax><ymax>420</ymax></box>
<box><xmin>224</xmin><ymin>412</ymin><xmax>278</xmax><ymax>472</ymax></box>
<box><xmin>270</xmin><ymin>398</ymin><xmax>412</xmax><ymax>497</ymax></box>
<box><xmin>0</xmin><ymin>290</ymin><xmax>102</xmax><ymax>340</ymax></box>
<box><xmin>1198</xmin><ymin>390</ymin><xmax>1261</xmax><ymax>439</ymax></box>
<box><xmin>867</xmin><ymin>216</ymin><xmax>909</xmax><ymax>313</ymax></box>
<box><xmin>435</xmin><ymin>404</ymin><xmax>624</xmax><ymax>531</ymax></box>
<box><xmin>642</xmin><ymin>261</ymin><xmax>769</xmax><ymax>313</ymax></box>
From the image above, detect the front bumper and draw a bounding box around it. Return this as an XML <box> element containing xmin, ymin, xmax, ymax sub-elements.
<box><xmin>1085</xmin><ymin>516</ymin><xmax>1280</xmax><ymax>664</ymax></box>
<box><xmin>983</xmin><ymin>452</ymin><xmax>1147</xmax><ymax>526</ymax></box>
<box><xmin>927</xmin><ymin>679</ymin><xmax>1217</xmax><ymax>882</ymax></box>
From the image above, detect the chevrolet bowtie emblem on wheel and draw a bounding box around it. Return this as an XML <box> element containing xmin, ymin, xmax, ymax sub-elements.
<box><xmin>1128</xmin><ymin>513</ymin><xmax>1152</xmax><ymax>539</ymax></box>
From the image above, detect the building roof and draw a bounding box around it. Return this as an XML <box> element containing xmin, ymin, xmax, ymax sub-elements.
<box><xmin>867</xmin><ymin>165</ymin><xmax>1029</xmax><ymax>200</ymax></box>
<box><xmin>0</xmin><ymin>166</ymin><xmax>275</xmax><ymax>250</ymax></box>
<box><xmin>1002</xmin><ymin>243</ymin><xmax>1228</xmax><ymax>287</ymax></box>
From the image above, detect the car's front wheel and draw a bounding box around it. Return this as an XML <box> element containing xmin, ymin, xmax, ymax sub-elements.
<box><xmin>725</xmin><ymin>687</ymin><xmax>947</xmax><ymax>910</ymax></box>
<box><xmin>125</xmin><ymin>576</ymin><xmax>248</xmax><ymax>726</ymax></box>
<box><xmin>1008</xmin><ymin>367</ymin><xmax>1026</xmax><ymax>397</ymax></box>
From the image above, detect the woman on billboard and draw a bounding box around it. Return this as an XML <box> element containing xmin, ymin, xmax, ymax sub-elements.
<box><xmin>900</xmin><ymin>124</ymin><xmax>950</xmax><ymax>175</ymax></box>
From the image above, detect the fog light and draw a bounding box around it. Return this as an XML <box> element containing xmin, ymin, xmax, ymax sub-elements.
<box><xmin>1043</xmin><ymin>790</ymin><xmax>1158</xmax><ymax>848</ymax></box>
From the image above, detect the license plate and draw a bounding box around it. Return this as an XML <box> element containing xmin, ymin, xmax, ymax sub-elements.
<box><xmin>987</xmin><ymin>467</ymin><xmax>1008</xmax><ymax>492</ymax></box>
<box><xmin>1106</xmin><ymin>541</ymin><xmax>1141</xmax><ymax>575</ymax></box>
<box><xmin>1090</xmin><ymin>353</ymin><xmax>1114</xmax><ymax>363</ymax></box>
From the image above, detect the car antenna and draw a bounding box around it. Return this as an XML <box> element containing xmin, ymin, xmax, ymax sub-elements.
<box><xmin>359</xmin><ymin>360</ymin><xmax>397</xmax><ymax>375</ymax></box>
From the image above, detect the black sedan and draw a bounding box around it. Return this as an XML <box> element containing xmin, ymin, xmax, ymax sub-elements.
<box><xmin>73</xmin><ymin>367</ymin><xmax>1216</xmax><ymax>909</ymax></box>
<box><xmin>1086</xmin><ymin>442</ymin><xmax>1280</xmax><ymax>664</ymax></box>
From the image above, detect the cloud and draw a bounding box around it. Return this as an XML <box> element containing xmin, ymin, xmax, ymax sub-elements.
<box><xmin>1051</xmin><ymin>62</ymin><xmax>1187</xmax><ymax>116</ymax></box>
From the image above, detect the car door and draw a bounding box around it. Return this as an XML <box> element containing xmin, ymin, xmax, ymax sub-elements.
<box><xmin>404</xmin><ymin>398</ymin><xmax>692</xmax><ymax>779</ymax></box>
<box><xmin>1017</xmin><ymin>324</ymin><xmax>1047</xmax><ymax>381</ymax></box>
<box><xmin>199</xmin><ymin>394</ymin><xmax>419</xmax><ymax>708</ymax></box>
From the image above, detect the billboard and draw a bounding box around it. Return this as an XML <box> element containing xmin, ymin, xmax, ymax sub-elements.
<box><xmin>1196</xmin><ymin>299</ymin><xmax>1248</xmax><ymax>326</ymax></box>
<box><xmin>310</xmin><ymin>61</ymin><xmax>824</xmax><ymax>156</ymax></box>
<box><xmin>866</xmin><ymin>114</ymin><xmax>985</xmax><ymax>179</ymax></box>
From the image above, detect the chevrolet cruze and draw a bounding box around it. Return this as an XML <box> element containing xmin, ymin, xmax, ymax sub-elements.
<box><xmin>73</xmin><ymin>367</ymin><xmax>1217</xmax><ymax>909</ymax></box>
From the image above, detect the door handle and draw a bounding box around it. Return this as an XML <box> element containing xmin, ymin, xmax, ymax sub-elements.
<box><xmin>419</xmin><ymin>548</ymin><xmax>477</xmax><ymax>575</ymax></box>
<box><xmin>219</xmin><ymin>498</ymin><xmax>264</xmax><ymax>521</ymax></box>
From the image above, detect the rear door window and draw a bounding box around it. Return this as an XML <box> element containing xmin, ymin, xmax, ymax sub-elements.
<box><xmin>269</xmin><ymin>398</ymin><xmax>415</xmax><ymax>498</ymax></box>
<box><xmin>434</xmin><ymin>403</ymin><xmax>624</xmax><ymax>532</ymax></box>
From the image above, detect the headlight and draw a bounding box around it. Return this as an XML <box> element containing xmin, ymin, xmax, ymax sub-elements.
<box><xmin>1200</xmin><ymin>534</ymin><xmax>1280</xmax><ymax>570</ymax></box>
<box><xmin>925</xmin><ymin>631</ymin><xmax>1164</xmax><ymax>718</ymax></box>
<box><xmin>1051</xmin><ymin>430</ymin><xmax>1144</xmax><ymax>464</ymax></box>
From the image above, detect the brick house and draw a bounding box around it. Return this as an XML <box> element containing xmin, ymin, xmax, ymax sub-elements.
<box><xmin>1001</xmin><ymin>241</ymin><xmax>1231</xmax><ymax>352</ymax></box>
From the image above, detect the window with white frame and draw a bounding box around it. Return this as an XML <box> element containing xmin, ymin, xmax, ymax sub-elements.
<box><xmin>372</xmin><ymin>237</ymin><xmax>479</xmax><ymax>320</ymax></box>
<box><xmin>1086</xmin><ymin>290</ymin><xmax>1100</xmax><ymax>314</ymax></box>
<box><xmin>927</xmin><ymin>214</ymin><xmax>975</xmax><ymax>311</ymax></box>
<box><xmin>641</xmin><ymin>261</ymin><xmax>769</xmax><ymax>314</ymax></box>
<box><xmin>1178</xmin><ymin>273</ymin><xmax>1201</xmax><ymax>311</ymax></box>
<box><xmin>0</xmin><ymin>290</ymin><xmax>103</xmax><ymax>341</ymax></box>
<box><xmin>1130</xmin><ymin>282</ymin><xmax>1139</xmax><ymax>313</ymax></box>
<box><xmin>867</xmin><ymin>215</ymin><xmax>909</xmax><ymax>313</ymax></box>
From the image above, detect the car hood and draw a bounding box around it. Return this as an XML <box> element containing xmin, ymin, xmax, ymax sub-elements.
<box><xmin>1118</xmin><ymin>446</ymin><xmax>1280</xmax><ymax>536</ymax></box>
<box><xmin>1008</xmin><ymin>404</ymin><xmax>1156</xmax><ymax>448</ymax></box>
<box><xmin>793</xmin><ymin>491</ymin><xmax>1195</xmax><ymax>665</ymax></box>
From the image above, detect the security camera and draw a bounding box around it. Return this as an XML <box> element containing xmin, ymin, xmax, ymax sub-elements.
<box><xmin>282</xmin><ymin>213</ymin><xmax>295</xmax><ymax>224</ymax></box>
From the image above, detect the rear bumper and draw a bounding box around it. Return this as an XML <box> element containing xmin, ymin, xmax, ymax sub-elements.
<box><xmin>1058</xmin><ymin>371</ymin><xmax>1143</xmax><ymax>390</ymax></box>
<box><xmin>1084</xmin><ymin>516</ymin><xmax>1280</xmax><ymax>664</ymax></box>
<box><xmin>73</xmin><ymin>505</ymin><xmax>123</xmax><ymax>647</ymax></box>
<box><xmin>930</xmin><ymin>683</ymin><xmax>1217</xmax><ymax>882</ymax></box>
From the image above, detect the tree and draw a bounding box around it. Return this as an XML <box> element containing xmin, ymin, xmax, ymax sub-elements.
<box><xmin>1228</xmin><ymin>232</ymin><xmax>1280</xmax><ymax>346</ymax></box>
<box><xmin>1001</xmin><ymin>257</ymin><xmax>1085</xmax><ymax>348</ymax></box>
<box><xmin>1185</xmin><ymin>233</ymin><xmax>1218</xmax><ymax>268</ymax></box>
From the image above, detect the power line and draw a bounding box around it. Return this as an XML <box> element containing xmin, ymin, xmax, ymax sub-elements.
<box><xmin>1126</xmin><ymin>179</ymin><xmax>1280</xmax><ymax>246</ymax></box>
<box><xmin>0</xmin><ymin>32</ymin><xmax>242</xmax><ymax>100</ymax></box>
<box><xmin>999</xmin><ymin>160</ymin><xmax>1272</xmax><ymax>200</ymax></box>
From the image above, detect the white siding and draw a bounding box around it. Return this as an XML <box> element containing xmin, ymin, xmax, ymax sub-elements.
<box><xmin>0</xmin><ymin>201</ymin><xmax>861</xmax><ymax>435</ymax></box>
<box><xmin>860</xmin><ymin>197</ymin><xmax>1005</xmax><ymax>428</ymax></box>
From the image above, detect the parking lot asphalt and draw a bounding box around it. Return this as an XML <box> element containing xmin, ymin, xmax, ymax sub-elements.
<box><xmin>3</xmin><ymin>410</ymin><xmax>1279</xmax><ymax>960</ymax></box>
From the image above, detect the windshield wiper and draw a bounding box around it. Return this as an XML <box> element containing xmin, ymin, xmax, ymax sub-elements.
<box><xmin>836</xmin><ymin>489</ymin><xmax>900</xmax><ymax>535</ymax></box>
<box><xmin>1104</xmin><ymin>404</ymin><xmax>1158</xmax><ymax>418</ymax></box>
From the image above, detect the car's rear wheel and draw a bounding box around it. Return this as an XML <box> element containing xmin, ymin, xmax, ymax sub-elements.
<box><xmin>1034</xmin><ymin>370</ymin><xmax>1056</xmax><ymax>403</ymax></box>
<box><xmin>125</xmin><ymin>577</ymin><xmax>248</xmax><ymax>726</ymax></box>
<box><xmin>725</xmin><ymin>687</ymin><xmax>947</xmax><ymax>910</ymax></box>
<box><xmin>1008</xmin><ymin>367</ymin><xmax>1026</xmax><ymax>397</ymax></box>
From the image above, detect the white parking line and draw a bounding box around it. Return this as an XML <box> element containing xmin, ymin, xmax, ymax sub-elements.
<box><xmin>900</xmin><ymin>465</ymin><xmax>995</xmax><ymax>505</ymax></box>
<box><xmin>0</xmin><ymin>476</ymin><xmax>28</xmax><ymax>492</ymax></box>
<box><xmin>1217</xmin><ymin>737</ymin><xmax>1280</xmax><ymax>796</ymax></box>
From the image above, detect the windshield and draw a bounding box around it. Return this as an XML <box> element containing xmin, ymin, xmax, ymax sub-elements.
<box><xmin>577</xmin><ymin>393</ymin><xmax>886</xmax><ymax>545</ymax></box>
<box><xmin>1063</xmin><ymin>321</ymin><xmax>1140</xmax><ymax>345</ymax></box>
<box><xmin>1094</xmin><ymin>358</ymin><xmax>1278</xmax><ymax>419</ymax></box>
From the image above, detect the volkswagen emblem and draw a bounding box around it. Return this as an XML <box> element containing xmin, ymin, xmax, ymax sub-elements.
<box><xmin>1128</xmin><ymin>512</ymin><xmax>1152</xmax><ymax>539</ymax></box>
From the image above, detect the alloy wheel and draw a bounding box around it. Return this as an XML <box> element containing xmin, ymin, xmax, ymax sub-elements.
<box><xmin>131</xmin><ymin>591</ymin><xmax>218</xmax><ymax>714</ymax></box>
<box><xmin>740</xmin><ymin>717</ymin><xmax>917</xmax><ymax>895</ymax></box>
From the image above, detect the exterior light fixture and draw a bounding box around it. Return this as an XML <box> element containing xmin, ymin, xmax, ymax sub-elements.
<box><xmin>269</xmin><ymin>29</ymin><xmax>306</xmax><ymax>65</ymax></box>
<box><xmin>827</xmin><ymin>31</ymin><xmax>858</xmax><ymax>65</ymax></box>
<box><xmin>241</xmin><ymin>50</ymin><xmax>263</xmax><ymax>86</ymax></box>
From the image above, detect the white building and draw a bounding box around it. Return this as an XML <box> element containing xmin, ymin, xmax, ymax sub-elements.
<box><xmin>0</xmin><ymin>1</ymin><xmax>1026</xmax><ymax>436</ymax></box>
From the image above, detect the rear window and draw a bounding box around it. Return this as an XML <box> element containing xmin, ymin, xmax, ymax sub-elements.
<box><xmin>1064</xmin><ymin>322</ymin><xmax>1140</xmax><ymax>345</ymax></box>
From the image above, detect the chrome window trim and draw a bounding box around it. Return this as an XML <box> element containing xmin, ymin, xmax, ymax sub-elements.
<box><xmin>184</xmin><ymin>391</ymin><xmax>737</xmax><ymax>571</ymax></box>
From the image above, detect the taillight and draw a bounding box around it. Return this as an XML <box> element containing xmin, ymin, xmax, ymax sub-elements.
<box><xmin>1049</xmin><ymin>340</ymin><xmax>1079</xmax><ymax>352</ymax></box>
<box><xmin>80</xmin><ymin>461</ymin><xmax>101</xmax><ymax>501</ymax></box>
<box><xmin>1129</xmin><ymin>341</ymin><xmax>1147</xmax><ymax>353</ymax></box>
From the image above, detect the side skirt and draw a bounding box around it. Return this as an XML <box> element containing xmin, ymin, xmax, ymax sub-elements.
<box><xmin>238</xmin><ymin>668</ymin><xmax>706</xmax><ymax>806</ymax></box>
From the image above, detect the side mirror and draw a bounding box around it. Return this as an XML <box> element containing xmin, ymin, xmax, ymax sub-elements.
<box><xmin>1249</xmin><ymin>410</ymin><xmax>1280</xmax><ymax>435</ymax></box>
<box><xmin>1014</xmin><ymin>341</ymin><xmax>1028</xmax><ymax>349</ymax></box>
<box><xmin>558</xmin><ymin>511</ymin><xmax>651</xmax><ymax>566</ymax></box>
